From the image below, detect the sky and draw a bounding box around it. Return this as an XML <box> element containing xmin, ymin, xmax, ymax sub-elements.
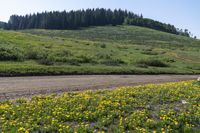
<box><xmin>0</xmin><ymin>0</ymin><xmax>199</xmax><ymax>38</ymax></box>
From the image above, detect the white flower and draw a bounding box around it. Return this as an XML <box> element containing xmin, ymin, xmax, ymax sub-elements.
<box><xmin>181</xmin><ymin>100</ymin><xmax>188</xmax><ymax>104</ymax></box>
<box><xmin>197</xmin><ymin>77</ymin><xmax>200</xmax><ymax>82</ymax></box>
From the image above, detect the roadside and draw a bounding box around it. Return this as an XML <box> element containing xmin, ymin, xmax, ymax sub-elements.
<box><xmin>0</xmin><ymin>75</ymin><xmax>199</xmax><ymax>100</ymax></box>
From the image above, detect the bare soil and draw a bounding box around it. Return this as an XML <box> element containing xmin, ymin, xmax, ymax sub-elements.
<box><xmin>0</xmin><ymin>75</ymin><xmax>199</xmax><ymax>100</ymax></box>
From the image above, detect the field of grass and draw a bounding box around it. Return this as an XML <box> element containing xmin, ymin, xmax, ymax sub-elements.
<box><xmin>0</xmin><ymin>81</ymin><xmax>199</xmax><ymax>132</ymax></box>
<box><xmin>0</xmin><ymin>25</ymin><xmax>200</xmax><ymax>76</ymax></box>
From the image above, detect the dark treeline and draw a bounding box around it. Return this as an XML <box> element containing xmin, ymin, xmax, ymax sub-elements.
<box><xmin>0</xmin><ymin>21</ymin><xmax>6</xmax><ymax>28</ymax></box>
<box><xmin>124</xmin><ymin>17</ymin><xmax>190</xmax><ymax>37</ymax></box>
<box><xmin>4</xmin><ymin>8</ymin><xmax>191</xmax><ymax>37</ymax></box>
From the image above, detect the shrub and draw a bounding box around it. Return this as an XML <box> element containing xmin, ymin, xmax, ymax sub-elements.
<box><xmin>0</xmin><ymin>46</ymin><xmax>25</xmax><ymax>61</ymax></box>
<box><xmin>117</xmin><ymin>45</ymin><xmax>128</xmax><ymax>50</ymax></box>
<box><xmin>136</xmin><ymin>64</ymin><xmax>149</xmax><ymax>68</ymax></box>
<box><xmin>56</xmin><ymin>49</ymin><xmax>72</xmax><ymax>57</ymax></box>
<box><xmin>164</xmin><ymin>58</ymin><xmax>176</xmax><ymax>63</ymax></box>
<box><xmin>100</xmin><ymin>44</ymin><xmax>106</xmax><ymax>48</ymax></box>
<box><xmin>142</xmin><ymin>48</ymin><xmax>153</xmax><ymax>52</ymax></box>
<box><xmin>141</xmin><ymin>51</ymin><xmax>159</xmax><ymax>55</ymax></box>
<box><xmin>65</xmin><ymin>58</ymin><xmax>81</xmax><ymax>66</ymax></box>
<box><xmin>77</xmin><ymin>55</ymin><xmax>96</xmax><ymax>64</ymax></box>
<box><xmin>34</xmin><ymin>50</ymin><xmax>54</xmax><ymax>65</ymax></box>
<box><xmin>96</xmin><ymin>52</ymin><xmax>111</xmax><ymax>59</ymax></box>
<box><xmin>101</xmin><ymin>58</ymin><xmax>125</xmax><ymax>66</ymax></box>
<box><xmin>26</xmin><ymin>47</ymin><xmax>48</xmax><ymax>60</ymax></box>
<box><xmin>137</xmin><ymin>59</ymin><xmax>168</xmax><ymax>67</ymax></box>
<box><xmin>26</xmin><ymin>47</ymin><xmax>56</xmax><ymax>65</ymax></box>
<box><xmin>38</xmin><ymin>58</ymin><xmax>54</xmax><ymax>65</ymax></box>
<box><xmin>141</xmin><ymin>47</ymin><xmax>159</xmax><ymax>55</ymax></box>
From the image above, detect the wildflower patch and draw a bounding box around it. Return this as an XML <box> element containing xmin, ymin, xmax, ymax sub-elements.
<box><xmin>0</xmin><ymin>81</ymin><xmax>200</xmax><ymax>132</ymax></box>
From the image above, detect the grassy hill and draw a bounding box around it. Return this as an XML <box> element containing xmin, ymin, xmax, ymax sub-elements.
<box><xmin>0</xmin><ymin>25</ymin><xmax>200</xmax><ymax>76</ymax></box>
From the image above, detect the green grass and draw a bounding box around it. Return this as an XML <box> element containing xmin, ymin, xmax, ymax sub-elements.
<box><xmin>0</xmin><ymin>25</ymin><xmax>200</xmax><ymax>76</ymax></box>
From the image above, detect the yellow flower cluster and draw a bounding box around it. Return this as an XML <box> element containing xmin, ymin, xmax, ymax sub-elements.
<box><xmin>0</xmin><ymin>81</ymin><xmax>199</xmax><ymax>132</ymax></box>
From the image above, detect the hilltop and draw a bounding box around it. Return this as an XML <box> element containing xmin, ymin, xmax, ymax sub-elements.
<box><xmin>0</xmin><ymin>25</ymin><xmax>199</xmax><ymax>76</ymax></box>
<box><xmin>4</xmin><ymin>9</ymin><xmax>191</xmax><ymax>37</ymax></box>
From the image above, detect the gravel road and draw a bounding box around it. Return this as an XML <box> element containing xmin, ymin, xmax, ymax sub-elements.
<box><xmin>0</xmin><ymin>75</ymin><xmax>199</xmax><ymax>100</ymax></box>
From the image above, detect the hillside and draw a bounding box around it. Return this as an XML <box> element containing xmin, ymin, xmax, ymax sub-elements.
<box><xmin>0</xmin><ymin>25</ymin><xmax>200</xmax><ymax>76</ymax></box>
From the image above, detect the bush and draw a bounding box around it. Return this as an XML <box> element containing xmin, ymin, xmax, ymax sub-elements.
<box><xmin>137</xmin><ymin>59</ymin><xmax>168</xmax><ymax>67</ymax></box>
<box><xmin>164</xmin><ymin>58</ymin><xmax>176</xmax><ymax>63</ymax></box>
<box><xmin>56</xmin><ymin>49</ymin><xmax>72</xmax><ymax>57</ymax></box>
<box><xmin>26</xmin><ymin>47</ymin><xmax>48</xmax><ymax>60</ymax></box>
<box><xmin>96</xmin><ymin>52</ymin><xmax>111</xmax><ymax>59</ymax></box>
<box><xmin>77</xmin><ymin>55</ymin><xmax>96</xmax><ymax>64</ymax></box>
<box><xmin>117</xmin><ymin>45</ymin><xmax>128</xmax><ymax>50</ymax></box>
<box><xmin>30</xmin><ymin>50</ymin><xmax>54</xmax><ymax>65</ymax></box>
<box><xmin>65</xmin><ymin>58</ymin><xmax>81</xmax><ymax>66</ymax></box>
<box><xmin>0</xmin><ymin>46</ymin><xmax>25</xmax><ymax>61</ymax></box>
<box><xmin>141</xmin><ymin>51</ymin><xmax>159</xmax><ymax>55</ymax></box>
<box><xmin>100</xmin><ymin>44</ymin><xmax>106</xmax><ymax>48</ymax></box>
<box><xmin>141</xmin><ymin>48</ymin><xmax>159</xmax><ymax>55</ymax></box>
<box><xmin>38</xmin><ymin>58</ymin><xmax>54</xmax><ymax>65</ymax></box>
<box><xmin>101</xmin><ymin>58</ymin><xmax>125</xmax><ymax>66</ymax></box>
<box><xmin>26</xmin><ymin>47</ymin><xmax>56</xmax><ymax>65</ymax></box>
<box><xmin>142</xmin><ymin>48</ymin><xmax>153</xmax><ymax>52</ymax></box>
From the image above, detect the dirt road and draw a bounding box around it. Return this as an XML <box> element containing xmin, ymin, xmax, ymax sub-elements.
<box><xmin>0</xmin><ymin>75</ymin><xmax>199</xmax><ymax>100</ymax></box>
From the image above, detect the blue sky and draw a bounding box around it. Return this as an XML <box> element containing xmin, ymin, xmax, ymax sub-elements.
<box><xmin>0</xmin><ymin>0</ymin><xmax>199</xmax><ymax>38</ymax></box>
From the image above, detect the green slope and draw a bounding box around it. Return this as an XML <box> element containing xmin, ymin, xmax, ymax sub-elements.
<box><xmin>0</xmin><ymin>25</ymin><xmax>199</xmax><ymax>76</ymax></box>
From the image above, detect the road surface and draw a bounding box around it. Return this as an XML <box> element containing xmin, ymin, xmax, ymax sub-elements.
<box><xmin>0</xmin><ymin>75</ymin><xmax>199</xmax><ymax>100</ymax></box>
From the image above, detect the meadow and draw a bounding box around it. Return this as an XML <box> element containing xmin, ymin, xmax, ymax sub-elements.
<box><xmin>0</xmin><ymin>81</ymin><xmax>199</xmax><ymax>132</ymax></box>
<box><xmin>0</xmin><ymin>25</ymin><xmax>199</xmax><ymax>76</ymax></box>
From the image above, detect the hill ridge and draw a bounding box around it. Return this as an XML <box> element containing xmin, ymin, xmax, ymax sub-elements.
<box><xmin>4</xmin><ymin>8</ymin><xmax>191</xmax><ymax>37</ymax></box>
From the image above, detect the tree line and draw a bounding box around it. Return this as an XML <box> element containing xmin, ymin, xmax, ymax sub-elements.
<box><xmin>0</xmin><ymin>21</ymin><xmax>6</xmax><ymax>28</ymax></box>
<box><xmin>124</xmin><ymin>17</ymin><xmax>190</xmax><ymax>37</ymax></box>
<box><xmin>3</xmin><ymin>8</ymin><xmax>191</xmax><ymax>37</ymax></box>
